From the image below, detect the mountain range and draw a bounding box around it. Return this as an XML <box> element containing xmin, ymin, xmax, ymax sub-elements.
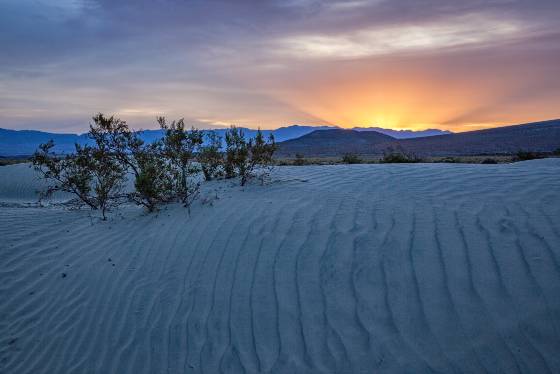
<box><xmin>3</xmin><ymin>120</ymin><xmax>558</xmax><ymax>158</ymax></box>
<box><xmin>276</xmin><ymin>119</ymin><xmax>560</xmax><ymax>157</ymax></box>
<box><xmin>0</xmin><ymin>125</ymin><xmax>449</xmax><ymax>157</ymax></box>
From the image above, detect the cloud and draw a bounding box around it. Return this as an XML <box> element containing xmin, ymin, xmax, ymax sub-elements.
<box><xmin>0</xmin><ymin>0</ymin><xmax>559</xmax><ymax>131</ymax></box>
<box><xmin>275</xmin><ymin>14</ymin><xmax>523</xmax><ymax>59</ymax></box>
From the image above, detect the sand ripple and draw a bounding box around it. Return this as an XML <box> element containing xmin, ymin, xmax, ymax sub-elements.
<box><xmin>1</xmin><ymin>160</ymin><xmax>560</xmax><ymax>373</ymax></box>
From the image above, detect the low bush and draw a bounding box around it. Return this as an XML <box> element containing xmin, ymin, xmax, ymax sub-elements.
<box><xmin>198</xmin><ymin>131</ymin><xmax>224</xmax><ymax>181</ymax></box>
<box><xmin>158</xmin><ymin>117</ymin><xmax>203</xmax><ymax>210</ymax></box>
<box><xmin>33</xmin><ymin>114</ymin><xmax>278</xmax><ymax>218</ymax></box>
<box><xmin>481</xmin><ymin>158</ymin><xmax>498</xmax><ymax>164</ymax></box>
<box><xmin>130</xmin><ymin>142</ymin><xmax>175</xmax><ymax>212</ymax></box>
<box><xmin>293</xmin><ymin>153</ymin><xmax>306</xmax><ymax>166</ymax></box>
<box><xmin>32</xmin><ymin>116</ymin><xmax>128</xmax><ymax>220</ymax></box>
<box><xmin>515</xmin><ymin>150</ymin><xmax>543</xmax><ymax>161</ymax></box>
<box><xmin>250</xmin><ymin>129</ymin><xmax>277</xmax><ymax>184</ymax></box>
<box><xmin>341</xmin><ymin>153</ymin><xmax>362</xmax><ymax>164</ymax></box>
<box><xmin>224</xmin><ymin>126</ymin><xmax>276</xmax><ymax>186</ymax></box>
<box><xmin>32</xmin><ymin>114</ymin><xmax>201</xmax><ymax>217</ymax></box>
<box><xmin>224</xmin><ymin>126</ymin><xmax>249</xmax><ymax>181</ymax></box>
<box><xmin>88</xmin><ymin>114</ymin><xmax>172</xmax><ymax>213</ymax></box>
<box><xmin>381</xmin><ymin>148</ymin><xmax>422</xmax><ymax>163</ymax></box>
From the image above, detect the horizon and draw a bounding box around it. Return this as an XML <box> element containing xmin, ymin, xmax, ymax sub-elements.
<box><xmin>2</xmin><ymin>121</ymin><xmax>454</xmax><ymax>135</ymax></box>
<box><xmin>1</xmin><ymin>1</ymin><xmax>560</xmax><ymax>133</ymax></box>
<box><xmin>4</xmin><ymin>117</ymin><xmax>560</xmax><ymax>136</ymax></box>
<box><xmin>4</xmin><ymin>118</ymin><xmax>560</xmax><ymax>136</ymax></box>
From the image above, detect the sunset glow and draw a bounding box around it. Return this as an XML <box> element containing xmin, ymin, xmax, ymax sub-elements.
<box><xmin>1</xmin><ymin>0</ymin><xmax>559</xmax><ymax>132</ymax></box>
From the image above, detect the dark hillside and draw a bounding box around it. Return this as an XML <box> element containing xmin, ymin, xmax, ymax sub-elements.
<box><xmin>277</xmin><ymin>119</ymin><xmax>560</xmax><ymax>157</ymax></box>
<box><xmin>393</xmin><ymin>119</ymin><xmax>560</xmax><ymax>156</ymax></box>
<box><xmin>276</xmin><ymin>129</ymin><xmax>395</xmax><ymax>157</ymax></box>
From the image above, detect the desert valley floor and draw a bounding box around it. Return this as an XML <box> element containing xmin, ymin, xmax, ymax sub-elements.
<box><xmin>1</xmin><ymin>160</ymin><xmax>560</xmax><ymax>373</ymax></box>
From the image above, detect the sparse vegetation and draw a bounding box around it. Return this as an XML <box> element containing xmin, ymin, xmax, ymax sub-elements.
<box><xmin>381</xmin><ymin>148</ymin><xmax>422</xmax><ymax>163</ymax></box>
<box><xmin>224</xmin><ymin>126</ymin><xmax>249</xmax><ymax>181</ymax></box>
<box><xmin>515</xmin><ymin>150</ymin><xmax>543</xmax><ymax>161</ymax></box>
<box><xmin>198</xmin><ymin>131</ymin><xmax>224</xmax><ymax>181</ymax></box>
<box><xmin>31</xmin><ymin>120</ymin><xmax>128</xmax><ymax>220</ymax></box>
<box><xmin>0</xmin><ymin>157</ymin><xmax>29</xmax><ymax>166</ymax></box>
<box><xmin>293</xmin><ymin>153</ymin><xmax>306</xmax><ymax>166</ymax></box>
<box><xmin>158</xmin><ymin>117</ymin><xmax>204</xmax><ymax>210</ymax></box>
<box><xmin>341</xmin><ymin>153</ymin><xmax>362</xmax><ymax>164</ymax></box>
<box><xmin>32</xmin><ymin>114</ymin><xmax>278</xmax><ymax>218</ymax></box>
<box><xmin>130</xmin><ymin>142</ymin><xmax>175</xmax><ymax>212</ymax></box>
<box><xmin>224</xmin><ymin>126</ymin><xmax>276</xmax><ymax>186</ymax></box>
<box><xmin>481</xmin><ymin>158</ymin><xmax>498</xmax><ymax>164</ymax></box>
<box><xmin>250</xmin><ymin>129</ymin><xmax>277</xmax><ymax>185</ymax></box>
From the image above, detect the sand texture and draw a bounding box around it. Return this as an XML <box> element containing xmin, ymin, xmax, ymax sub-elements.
<box><xmin>1</xmin><ymin>160</ymin><xmax>560</xmax><ymax>373</ymax></box>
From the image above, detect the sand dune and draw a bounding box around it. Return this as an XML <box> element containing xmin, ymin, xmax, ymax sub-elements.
<box><xmin>1</xmin><ymin>160</ymin><xmax>560</xmax><ymax>373</ymax></box>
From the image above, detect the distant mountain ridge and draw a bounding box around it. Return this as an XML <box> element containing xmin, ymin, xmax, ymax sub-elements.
<box><xmin>2</xmin><ymin>120</ymin><xmax>559</xmax><ymax>158</ymax></box>
<box><xmin>351</xmin><ymin>127</ymin><xmax>451</xmax><ymax>138</ymax></box>
<box><xmin>393</xmin><ymin>119</ymin><xmax>560</xmax><ymax>156</ymax></box>
<box><xmin>276</xmin><ymin>119</ymin><xmax>560</xmax><ymax>157</ymax></box>
<box><xmin>0</xmin><ymin>125</ymin><xmax>449</xmax><ymax>156</ymax></box>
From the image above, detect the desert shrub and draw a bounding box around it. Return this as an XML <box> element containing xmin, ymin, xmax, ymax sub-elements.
<box><xmin>159</xmin><ymin>117</ymin><xmax>203</xmax><ymax>210</ymax></box>
<box><xmin>293</xmin><ymin>153</ymin><xmax>306</xmax><ymax>166</ymax></box>
<box><xmin>250</xmin><ymin>129</ymin><xmax>277</xmax><ymax>185</ymax></box>
<box><xmin>481</xmin><ymin>158</ymin><xmax>498</xmax><ymax>164</ymax></box>
<box><xmin>224</xmin><ymin>126</ymin><xmax>247</xmax><ymax>180</ymax></box>
<box><xmin>198</xmin><ymin>131</ymin><xmax>224</xmax><ymax>181</ymax></box>
<box><xmin>33</xmin><ymin>141</ymin><xmax>93</xmax><ymax>207</ymax></box>
<box><xmin>515</xmin><ymin>150</ymin><xmax>543</xmax><ymax>161</ymax></box>
<box><xmin>33</xmin><ymin>113</ymin><xmax>280</xmax><ymax>216</ymax></box>
<box><xmin>89</xmin><ymin>113</ymin><xmax>139</xmax><ymax>169</ymax></box>
<box><xmin>90</xmin><ymin>114</ymin><xmax>175</xmax><ymax>212</ymax></box>
<box><xmin>32</xmin><ymin>134</ymin><xmax>127</xmax><ymax>220</ymax></box>
<box><xmin>86</xmin><ymin>144</ymin><xmax>127</xmax><ymax>220</ymax></box>
<box><xmin>341</xmin><ymin>153</ymin><xmax>362</xmax><ymax>164</ymax></box>
<box><xmin>130</xmin><ymin>142</ymin><xmax>175</xmax><ymax>212</ymax></box>
<box><xmin>224</xmin><ymin>126</ymin><xmax>276</xmax><ymax>186</ymax></box>
<box><xmin>381</xmin><ymin>148</ymin><xmax>422</xmax><ymax>163</ymax></box>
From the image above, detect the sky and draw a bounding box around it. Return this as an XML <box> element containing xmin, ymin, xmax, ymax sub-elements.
<box><xmin>1</xmin><ymin>0</ymin><xmax>559</xmax><ymax>133</ymax></box>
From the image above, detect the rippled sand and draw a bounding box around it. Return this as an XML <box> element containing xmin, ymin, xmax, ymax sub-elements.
<box><xmin>1</xmin><ymin>160</ymin><xmax>559</xmax><ymax>373</ymax></box>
